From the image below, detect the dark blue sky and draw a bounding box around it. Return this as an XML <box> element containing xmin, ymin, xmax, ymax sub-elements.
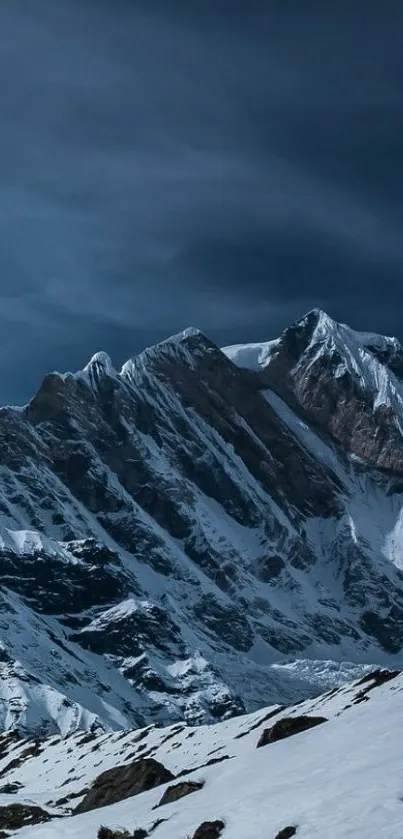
<box><xmin>1</xmin><ymin>0</ymin><xmax>403</xmax><ymax>403</ymax></box>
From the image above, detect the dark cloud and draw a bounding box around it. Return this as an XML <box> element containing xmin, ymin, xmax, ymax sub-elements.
<box><xmin>0</xmin><ymin>0</ymin><xmax>402</xmax><ymax>402</ymax></box>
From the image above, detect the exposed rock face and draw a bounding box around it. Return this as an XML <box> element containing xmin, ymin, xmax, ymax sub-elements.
<box><xmin>273</xmin><ymin>828</ymin><xmax>297</xmax><ymax>839</ymax></box>
<box><xmin>192</xmin><ymin>821</ymin><xmax>225</xmax><ymax>839</ymax></box>
<box><xmin>1</xmin><ymin>312</ymin><xmax>403</xmax><ymax>733</ymax></box>
<box><xmin>98</xmin><ymin>830</ymin><xmax>148</xmax><ymax>839</ymax></box>
<box><xmin>0</xmin><ymin>803</ymin><xmax>52</xmax><ymax>831</ymax></box>
<box><xmin>257</xmin><ymin>715</ymin><xmax>327</xmax><ymax>748</ymax></box>
<box><xmin>258</xmin><ymin>309</ymin><xmax>403</xmax><ymax>473</ymax></box>
<box><xmin>75</xmin><ymin>758</ymin><xmax>174</xmax><ymax>813</ymax></box>
<box><xmin>98</xmin><ymin>829</ymin><xmax>131</xmax><ymax>839</ymax></box>
<box><xmin>98</xmin><ymin>829</ymin><xmax>147</xmax><ymax>839</ymax></box>
<box><xmin>157</xmin><ymin>780</ymin><xmax>204</xmax><ymax>807</ymax></box>
<box><xmin>355</xmin><ymin>668</ymin><xmax>400</xmax><ymax>689</ymax></box>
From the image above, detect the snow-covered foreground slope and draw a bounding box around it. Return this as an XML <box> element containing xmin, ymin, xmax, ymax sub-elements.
<box><xmin>1</xmin><ymin>310</ymin><xmax>403</xmax><ymax>733</ymax></box>
<box><xmin>4</xmin><ymin>669</ymin><xmax>403</xmax><ymax>839</ymax></box>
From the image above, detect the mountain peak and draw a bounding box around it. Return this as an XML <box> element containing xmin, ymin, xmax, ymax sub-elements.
<box><xmin>295</xmin><ymin>309</ymin><xmax>401</xmax><ymax>354</ymax></box>
<box><xmin>84</xmin><ymin>351</ymin><xmax>115</xmax><ymax>376</ymax></box>
<box><xmin>298</xmin><ymin>308</ymin><xmax>338</xmax><ymax>335</ymax></box>
<box><xmin>75</xmin><ymin>350</ymin><xmax>118</xmax><ymax>393</ymax></box>
<box><xmin>120</xmin><ymin>327</ymin><xmax>215</xmax><ymax>384</ymax></box>
<box><xmin>151</xmin><ymin>325</ymin><xmax>210</xmax><ymax>350</ymax></box>
<box><xmin>222</xmin><ymin>310</ymin><xmax>338</xmax><ymax>372</ymax></box>
<box><xmin>177</xmin><ymin>326</ymin><xmax>205</xmax><ymax>341</ymax></box>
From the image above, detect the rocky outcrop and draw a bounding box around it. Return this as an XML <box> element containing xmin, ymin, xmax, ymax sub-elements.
<box><xmin>258</xmin><ymin>309</ymin><xmax>403</xmax><ymax>473</ymax></box>
<box><xmin>157</xmin><ymin>780</ymin><xmax>204</xmax><ymax>807</ymax></box>
<box><xmin>257</xmin><ymin>715</ymin><xmax>327</xmax><ymax>748</ymax></box>
<box><xmin>75</xmin><ymin>758</ymin><xmax>174</xmax><ymax>813</ymax></box>
<box><xmin>192</xmin><ymin>821</ymin><xmax>225</xmax><ymax>839</ymax></box>
<box><xmin>0</xmin><ymin>803</ymin><xmax>52</xmax><ymax>831</ymax></box>
<box><xmin>0</xmin><ymin>312</ymin><xmax>403</xmax><ymax>733</ymax></box>
<box><xmin>273</xmin><ymin>828</ymin><xmax>297</xmax><ymax>839</ymax></box>
<box><xmin>98</xmin><ymin>829</ymin><xmax>148</xmax><ymax>839</ymax></box>
<box><xmin>355</xmin><ymin>668</ymin><xmax>400</xmax><ymax>689</ymax></box>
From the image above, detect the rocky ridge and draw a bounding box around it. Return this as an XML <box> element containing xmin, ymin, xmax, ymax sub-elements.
<box><xmin>0</xmin><ymin>311</ymin><xmax>403</xmax><ymax>732</ymax></box>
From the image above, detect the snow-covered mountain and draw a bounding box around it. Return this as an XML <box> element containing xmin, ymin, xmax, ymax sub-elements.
<box><xmin>0</xmin><ymin>668</ymin><xmax>401</xmax><ymax>838</ymax></box>
<box><xmin>1</xmin><ymin>309</ymin><xmax>403</xmax><ymax>734</ymax></box>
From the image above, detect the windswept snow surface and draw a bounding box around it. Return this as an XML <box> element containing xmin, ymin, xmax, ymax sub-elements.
<box><xmin>222</xmin><ymin>338</ymin><xmax>280</xmax><ymax>370</ymax></box>
<box><xmin>6</xmin><ymin>670</ymin><xmax>403</xmax><ymax>839</ymax></box>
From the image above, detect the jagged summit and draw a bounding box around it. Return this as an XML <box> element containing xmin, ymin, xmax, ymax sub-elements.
<box><xmin>27</xmin><ymin>310</ymin><xmax>402</xmax><ymax>409</ymax></box>
<box><xmin>271</xmin><ymin>309</ymin><xmax>403</xmax><ymax>401</ymax></box>
<box><xmin>84</xmin><ymin>350</ymin><xmax>116</xmax><ymax>376</ymax></box>
<box><xmin>222</xmin><ymin>309</ymin><xmax>338</xmax><ymax>372</ymax></box>
<box><xmin>80</xmin><ymin>350</ymin><xmax>118</xmax><ymax>391</ymax></box>
<box><xmin>77</xmin><ymin>327</ymin><xmax>212</xmax><ymax>385</ymax></box>
<box><xmin>223</xmin><ymin>309</ymin><xmax>402</xmax><ymax>375</ymax></box>
<box><xmin>293</xmin><ymin>308</ymin><xmax>401</xmax><ymax>355</ymax></box>
<box><xmin>297</xmin><ymin>307</ymin><xmax>335</xmax><ymax>329</ymax></box>
<box><xmin>121</xmin><ymin>326</ymin><xmax>214</xmax><ymax>380</ymax></box>
<box><xmin>26</xmin><ymin>327</ymin><xmax>212</xmax><ymax>405</ymax></box>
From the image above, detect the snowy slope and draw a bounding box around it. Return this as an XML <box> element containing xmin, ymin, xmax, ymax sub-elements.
<box><xmin>0</xmin><ymin>312</ymin><xmax>403</xmax><ymax>733</ymax></box>
<box><xmin>2</xmin><ymin>669</ymin><xmax>402</xmax><ymax>839</ymax></box>
<box><xmin>221</xmin><ymin>338</ymin><xmax>280</xmax><ymax>370</ymax></box>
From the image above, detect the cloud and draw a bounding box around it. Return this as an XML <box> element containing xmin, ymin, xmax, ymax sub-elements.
<box><xmin>0</xmin><ymin>0</ymin><xmax>402</xmax><ymax>401</ymax></box>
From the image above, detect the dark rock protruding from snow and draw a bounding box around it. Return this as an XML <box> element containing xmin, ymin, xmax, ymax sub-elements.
<box><xmin>257</xmin><ymin>715</ymin><xmax>327</xmax><ymax>748</ymax></box>
<box><xmin>75</xmin><ymin>758</ymin><xmax>174</xmax><ymax>813</ymax></box>
<box><xmin>192</xmin><ymin>820</ymin><xmax>225</xmax><ymax>839</ymax></box>
<box><xmin>0</xmin><ymin>802</ymin><xmax>52</xmax><ymax>831</ymax></box>
<box><xmin>97</xmin><ymin>829</ymin><xmax>148</xmax><ymax>839</ymax></box>
<box><xmin>274</xmin><ymin>828</ymin><xmax>297</xmax><ymax>839</ymax></box>
<box><xmin>355</xmin><ymin>668</ymin><xmax>400</xmax><ymax>689</ymax></box>
<box><xmin>157</xmin><ymin>779</ymin><xmax>204</xmax><ymax>806</ymax></box>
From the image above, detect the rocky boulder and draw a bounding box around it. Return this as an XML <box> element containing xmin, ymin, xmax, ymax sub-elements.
<box><xmin>0</xmin><ymin>803</ymin><xmax>52</xmax><ymax>831</ymax></box>
<box><xmin>75</xmin><ymin>758</ymin><xmax>174</xmax><ymax>813</ymax></box>
<box><xmin>257</xmin><ymin>715</ymin><xmax>327</xmax><ymax>748</ymax></box>
<box><xmin>192</xmin><ymin>821</ymin><xmax>225</xmax><ymax>839</ymax></box>
<box><xmin>98</xmin><ymin>829</ymin><xmax>147</xmax><ymax>839</ymax></box>
<box><xmin>157</xmin><ymin>780</ymin><xmax>204</xmax><ymax>806</ymax></box>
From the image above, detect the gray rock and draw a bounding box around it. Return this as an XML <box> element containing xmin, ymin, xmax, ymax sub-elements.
<box><xmin>257</xmin><ymin>715</ymin><xmax>327</xmax><ymax>748</ymax></box>
<box><xmin>75</xmin><ymin>758</ymin><xmax>174</xmax><ymax>813</ymax></box>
